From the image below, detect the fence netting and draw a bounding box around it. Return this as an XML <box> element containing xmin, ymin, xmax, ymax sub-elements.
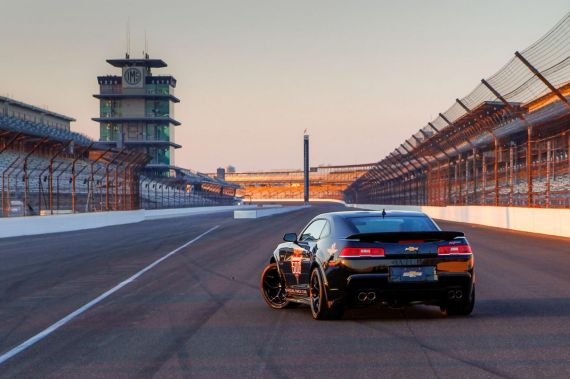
<box><xmin>346</xmin><ymin>13</ymin><xmax>570</xmax><ymax>208</ymax></box>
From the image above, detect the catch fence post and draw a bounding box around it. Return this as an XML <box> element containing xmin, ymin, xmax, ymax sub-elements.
<box><xmin>546</xmin><ymin>140</ymin><xmax>552</xmax><ymax>207</ymax></box>
<box><xmin>494</xmin><ymin>138</ymin><xmax>499</xmax><ymax>206</ymax></box>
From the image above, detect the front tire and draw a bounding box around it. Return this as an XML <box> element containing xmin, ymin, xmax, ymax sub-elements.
<box><xmin>309</xmin><ymin>267</ymin><xmax>343</xmax><ymax>320</ymax></box>
<box><xmin>260</xmin><ymin>263</ymin><xmax>291</xmax><ymax>309</ymax></box>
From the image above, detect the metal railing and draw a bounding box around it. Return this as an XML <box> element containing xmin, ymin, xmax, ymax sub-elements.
<box><xmin>139</xmin><ymin>176</ymin><xmax>236</xmax><ymax>209</ymax></box>
<box><xmin>345</xmin><ymin>13</ymin><xmax>570</xmax><ymax>209</ymax></box>
<box><xmin>0</xmin><ymin>137</ymin><xmax>146</xmax><ymax>216</ymax></box>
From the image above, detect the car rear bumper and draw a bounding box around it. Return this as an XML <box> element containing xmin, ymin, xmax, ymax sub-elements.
<box><xmin>330</xmin><ymin>272</ymin><xmax>473</xmax><ymax>307</ymax></box>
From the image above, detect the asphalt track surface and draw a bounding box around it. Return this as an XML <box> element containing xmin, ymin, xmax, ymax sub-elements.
<box><xmin>0</xmin><ymin>204</ymin><xmax>569</xmax><ymax>378</ymax></box>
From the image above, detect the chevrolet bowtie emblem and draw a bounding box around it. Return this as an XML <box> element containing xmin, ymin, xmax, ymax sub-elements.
<box><xmin>403</xmin><ymin>271</ymin><xmax>423</xmax><ymax>278</ymax></box>
<box><xmin>405</xmin><ymin>246</ymin><xmax>419</xmax><ymax>252</ymax></box>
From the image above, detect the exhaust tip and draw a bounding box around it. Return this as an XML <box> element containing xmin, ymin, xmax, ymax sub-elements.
<box><xmin>455</xmin><ymin>290</ymin><xmax>463</xmax><ymax>300</ymax></box>
<box><xmin>368</xmin><ymin>292</ymin><xmax>376</xmax><ymax>301</ymax></box>
<box><xmin>448</xmin><ymin>290</ymin><xmax>456</xmax><ymax>300</ymax></box>
<box><xmin>357</xmin><ymin>292</ymin><xmax>368</xmax><ymax>302</ymax></box>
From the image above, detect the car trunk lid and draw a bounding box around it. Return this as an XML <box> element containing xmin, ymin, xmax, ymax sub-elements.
<box><xmin>345</xmin><ymin>231</ymin><xmax>464</xmax><ymax>258</ymax></box>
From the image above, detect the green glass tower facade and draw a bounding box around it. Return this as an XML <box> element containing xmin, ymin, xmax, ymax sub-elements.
<box><xmin>93</xmin><ymin>56</ymin><xmax>181</xmax><ymax>176</ymax></box>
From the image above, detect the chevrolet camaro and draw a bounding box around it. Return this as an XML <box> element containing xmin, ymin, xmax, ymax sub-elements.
<box><xmin>260</xmin><ymin>210</ymin><xmax>475</xmax><ymax>320</ymax></box>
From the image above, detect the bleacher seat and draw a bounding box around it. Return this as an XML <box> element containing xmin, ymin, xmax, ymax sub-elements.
<box><xmin>0</xmin><ymin>115</ymin><xmax>92</xmax><ymax>146</ymax></box>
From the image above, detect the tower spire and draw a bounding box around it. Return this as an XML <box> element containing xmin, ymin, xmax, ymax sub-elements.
<box><xmin>144</xmin><ymin>29</ymin><xmax>149</xmax><ymax>58</ymax></box>
<box><xmin>125</xmin><ymin>20</ymin><xmax>131</xmax><ymax>59</ymax></box>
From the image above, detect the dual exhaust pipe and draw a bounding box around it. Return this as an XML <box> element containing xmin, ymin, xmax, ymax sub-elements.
<box><xmin>358</xmin><ymin>289</ymin><xmax>462</xmax><ymax>302</ymax></box>
<box><xmin>448</xmin><ymin>289</ymin><xmax>463</xmax><ymax>300</ymax></box>
<box><xmin>357</xmin><ymin>291</ymin><xmax>376</xmax><ymax>302</ymax></box>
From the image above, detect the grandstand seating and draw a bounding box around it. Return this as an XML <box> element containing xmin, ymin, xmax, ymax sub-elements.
<box><xmin>0</xmin><ymin>108</ymin><xmax>240</xmax><ymax>216</ymax></box>
<box><xmin>0</xmin><ymin>115</ymin><xmax>92</xmax><ymax>146</ymax></box>
<box><xmin>223</xmin><ymin>164</ymin><xmax>372</xmax><ymax>201</ymax></box>
<box><xmin>0</xmin><ymin>148</ymin><xmax>132</xmax><ymax>215</ymax></box>
<box><xmin>139</xmin><ymin>175</ymin><xmax>227</xmax><ymax>209</ymax></box>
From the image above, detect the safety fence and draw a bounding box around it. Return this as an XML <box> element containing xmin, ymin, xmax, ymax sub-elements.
<box><xmin>1</xmin><ymin>132</ymin><xmax>238</xmax><ymax>217</ymax></box>
<box><xmin>139</xmin><ymin>175</ymin><xmax>237</xmax><ymax>209</ymax></box>
<box><xmin>345</xmin><ymin>13</ymin><xmax>570</xmax><ymax>208</ymax></box>
<box><xmin>0</xmin><ymin>134</ymin><xmax>146</xmax><ymax>217</ymax></box>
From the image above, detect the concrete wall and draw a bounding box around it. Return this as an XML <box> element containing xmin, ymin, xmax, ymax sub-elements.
<box><xmin>348</xmin><ymin>204</ymin><xmax>570</xmax><ymax>238</ymax></box>
<box><xmin>145</xmin><ymin>206</ymin><xmax>255</xmax><ymax>220</ymax></box>
<box><xmin>0</xmin><ymin>210</ymin><xmax>146</xmax><ymax>239</ymax></box>
<box><xmin>248</xmin><ymin>198</ymin><xmax>345</xmax><ymax>204</ymax></box>
<box><xmin>234</xmin><ymin>205</ymin><xmax>308</xmax><ymax>219</ymax></box>
<box><xmin>0</xmin><ymin>206</ymin><xmax>260</xmax><ymax>239</ymax></box>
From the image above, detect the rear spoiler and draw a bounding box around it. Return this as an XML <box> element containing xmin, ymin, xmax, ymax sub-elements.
<box><xmin>346</xmin><ymin>231</ymin><xmax>464</xmax><ymax>243</ymax></box>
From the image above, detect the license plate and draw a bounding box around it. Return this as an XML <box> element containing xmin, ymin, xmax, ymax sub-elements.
<box><xmin>389</xmin><ymin>266</ymin><xmax>437</xmax><ymax>282</ymax></box>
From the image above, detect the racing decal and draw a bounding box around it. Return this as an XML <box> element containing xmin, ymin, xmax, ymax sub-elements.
<box><xmin>285</xmin><ymin>287</ymin><xmax>307</xmax><ymax>295</ymax></box>
<box><xmin>327</xmin><ymin>243</ymin><xmax>338</xmax><ymax>256</ymax></box>
<box><xmin>290</xmin><ymin>247</ymin><xmax>304</xmax><ymax>283</ymax></box>
<box><xmin>324</xmin><ymin>243</ymin><xmax>339</xmax><ymax>268</ymax></box>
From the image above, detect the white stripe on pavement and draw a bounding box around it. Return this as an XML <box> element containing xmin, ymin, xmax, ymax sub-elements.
<box><xmin>0</xmin><ymin>225</ymin><xmax>220</xmax><ymax>366</ymax></box>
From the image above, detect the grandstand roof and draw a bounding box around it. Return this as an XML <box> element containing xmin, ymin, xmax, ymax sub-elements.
<box><xmin>0</xmin><ymin>96</ymin><xmax>75</xmax><ymax>122</ymax></box>
<box><xmin>0</xmin><ymin>114</ymin><xmax>92</xmax><ymax>146</ymax></box>
<box><xmin>223</xmin><ymin>163</ymin><xmax>376</xmax><ymax>176</ymax></box>
<box><xmin>176</xmin><ymin>167</ymin><xmax>240</xmax><ymax>189</ymax></box>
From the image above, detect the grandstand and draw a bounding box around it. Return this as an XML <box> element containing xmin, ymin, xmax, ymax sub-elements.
<box><xmin>344</xmin><ymin>13</ymin><xmax>570</xmax><ymax>209</ymax></box>
<box><xmin>0</xmin><ymin>131</ymin><xmax>142</xmax><ymax>216</ymax></box>
<box><xmin>219</xmin><ymin>163</ymin><xmax>373</xmax><ymax>201</ymax></box>
<box><xmin>140</xmin><ymin>168</ymin><xmax>237</xmax><ymax>209</ymax></box>
<box><xmin>1</xmin><ymin>96</ymin><xmax>238</xmax><ymax>217</ymax></box>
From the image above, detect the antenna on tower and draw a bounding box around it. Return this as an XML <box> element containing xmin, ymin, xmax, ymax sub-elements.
<box><xmin>126</xmin><ymin>20</ymin><xmax>131</xmax><ymax>59</ymax></box>
<box><xmin>144</xmin><ymin>29</ymin><xmax>149</xmax><ymax>58</ymax></box>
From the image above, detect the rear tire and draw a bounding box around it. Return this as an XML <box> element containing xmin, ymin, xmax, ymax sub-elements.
<box><xmin>309</xmin><ymin>267</ymin><xmax>344</xmax><ymax>320</ymax></box>
<box><xmin>260</xmin><ymin>263</ymin><xmax>292</xmax><ymax>309</ymax></box>
<box><xmin>442</xmin><ymin>285</ymin><xmax>475</xmax><ymax>316</ymax></box>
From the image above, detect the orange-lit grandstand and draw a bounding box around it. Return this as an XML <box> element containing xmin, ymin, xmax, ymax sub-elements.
<box><xmin>221</xmin><ymin>163</ymin><xmax>373</xmax><ymax>201</ymax></box>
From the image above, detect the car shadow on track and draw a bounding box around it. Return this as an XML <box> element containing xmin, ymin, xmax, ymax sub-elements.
<box><xmin>347</xmin><ymin>297</ymin><xmax>570</xmax><ymax>320</ymax></box>
<box><xmin>345</xmin><ymin>305</ymin><xmax>445</xmax><ymax>320</ymax></box>
<box><xmin>275</xmin><ymin>298</ymin><xmax>570</xmax><ymax>321</ymax></box>
<box><xmin>282</xmin><ymin>304</ymin><xmax>446</xmax><ymax>320</ymax></box>
<box><xmin>467</xmin><ymin>297</ymin><xmax>570</xmax><ymax>318</ymax></box>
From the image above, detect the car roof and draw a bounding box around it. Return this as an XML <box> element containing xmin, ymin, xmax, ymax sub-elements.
<box><xmin>317</xmin><ymin>210</ymin><xmax>429</xmax><ymax>219</ymax></box>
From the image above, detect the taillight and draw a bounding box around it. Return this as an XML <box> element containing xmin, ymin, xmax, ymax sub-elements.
<box><xmin>340</xmin><ymin>247</ymin><xmax>385</xmax><ymax>257</ymax></box>
<box><xmin>437</xmin><ymin>244</ymin><xmax>472</xmax><ymax>255</ymax></box>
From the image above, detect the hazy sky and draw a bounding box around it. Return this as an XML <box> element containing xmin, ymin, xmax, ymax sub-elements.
<box><xmin>1</xmin><ymin>1</ymin><xmax>568</xmax><ymax>172</ymax></box>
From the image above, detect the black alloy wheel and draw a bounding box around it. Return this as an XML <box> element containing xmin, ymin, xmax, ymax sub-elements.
<box><xmin>309</xmin><ymin>267</ymin><xmax>343</xmax><ymax>320</ymax></box>
<box><xmin>260</xmin><ymin>263</ymin><xmax>291</xmax><ymax>309</ymax></box>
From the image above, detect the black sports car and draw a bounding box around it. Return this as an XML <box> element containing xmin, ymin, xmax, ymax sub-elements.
<box><xmin>260</xmin><ymin>210</ymin><xmax>475</xmax><ymax>320</ymax></box>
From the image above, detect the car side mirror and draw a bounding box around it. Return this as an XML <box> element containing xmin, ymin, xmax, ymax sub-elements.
<box><xmin>283</xmin><ymin>233</ymin><xmax>297</xmax><ymax>242</ymax></box>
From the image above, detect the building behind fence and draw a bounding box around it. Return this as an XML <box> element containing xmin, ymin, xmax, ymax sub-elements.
<box><xmin>344</xmin><ymin>13</ymin><xmax>570</xmax><ymax>209</ymax></box>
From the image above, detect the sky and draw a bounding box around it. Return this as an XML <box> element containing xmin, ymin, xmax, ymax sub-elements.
<box><xmin>0</xmin><ymin>0</ymin><xmax>568</xmax><ymax>172</ymax></box>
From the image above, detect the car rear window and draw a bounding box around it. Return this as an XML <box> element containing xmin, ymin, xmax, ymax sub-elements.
<box><xmin>347</xmin><ymin>216</ymin><xmax>439</xmax><ymax>234</ymax></box>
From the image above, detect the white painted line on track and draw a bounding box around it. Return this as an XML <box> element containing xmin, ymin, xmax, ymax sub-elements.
<box><xmin>0</xmin><ymin>225</ymin><xmax>220</xmax><ymax>366</ymax></box>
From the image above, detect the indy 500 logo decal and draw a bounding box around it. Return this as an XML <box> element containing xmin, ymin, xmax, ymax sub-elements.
<box><xmin>290</xmin><ymin>248</ymin><xmax>304</xmax><ymax>283</ymax></box>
